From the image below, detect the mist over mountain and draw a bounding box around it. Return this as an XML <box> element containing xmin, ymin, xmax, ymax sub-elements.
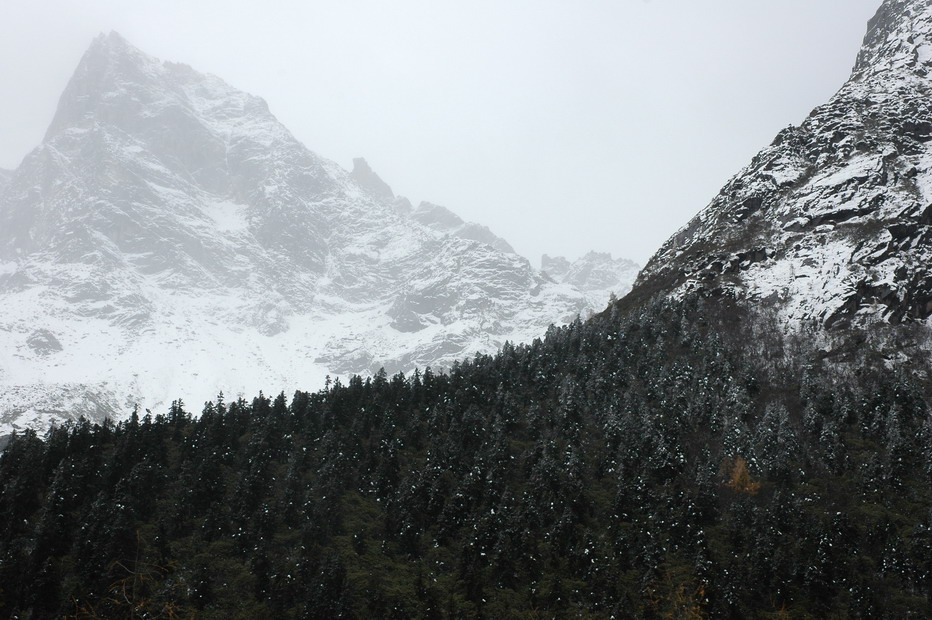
<box><xmin>543</xmin><ymin>252</ymin><xmax>639</xmax><ymax>309</ymax></box>
<box><xmin>409</xmin><ymin>201</ymin><xmax>517</xmax><ymax>256</ymax></box>
<box><xmin>3</xmin><ymin>1</ymin><xmax>932</xmax><ymax>618</ymax></box>
<box><xmin>0</xmin><ymin>32</ymin><xmax>636</xmax><ymax>435</ymax></box>
<box><xmin>349</xmin><ymin>157</ymin><xmax>395</xmax><ymax>203</ymax></box>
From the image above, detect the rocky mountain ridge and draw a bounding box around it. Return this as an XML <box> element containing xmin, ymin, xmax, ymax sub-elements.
<box><xmin>0</xmin><ymin>32</ymin><xmax>635</xmax><ymax>434</ymax></box>
<box><xmin>631</xmin><ymin>0</ymin><xmax>932</xmax><ymax>337</ymax></box>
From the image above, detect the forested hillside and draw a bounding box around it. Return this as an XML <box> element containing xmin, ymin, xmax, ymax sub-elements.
<box><xmin>2</xmin><ymin>296</ymin><xmax>931</xmax><ymax>618</ymax></box>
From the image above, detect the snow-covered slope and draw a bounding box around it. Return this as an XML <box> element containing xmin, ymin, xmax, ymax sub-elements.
<box><xmin>632</xmin><ymin>0</ymin><xmax>932</xmax><ymax>331</ymax></box>
<box><xmin>0</xmin><ymin>32</ymin><xmax>607</xmax><ymax>434</ymax></box>
<box><xmin>543</xmin><ymin>252</ymin><xmax>639</xmax><ymax>310</ymax></box>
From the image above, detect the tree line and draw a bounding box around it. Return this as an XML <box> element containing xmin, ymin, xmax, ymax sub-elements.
<box><xmin>1</xmin><ymin>296</ymin><xmax>931</xmax><ymax>618</ymax></box>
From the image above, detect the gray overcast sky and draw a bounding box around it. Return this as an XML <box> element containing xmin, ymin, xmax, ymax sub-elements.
<box><xmin>1</xmin><ymin>0</ymin><xmax>882</xmax><ymax>265</ymax></box>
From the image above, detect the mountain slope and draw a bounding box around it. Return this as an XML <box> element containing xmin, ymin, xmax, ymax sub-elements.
<box><xmin>631</xmin><ymin>0</ymin><xmax>932</xmax><ymax>333</ymax></box>
<box><xmin>5</xmin><ymin>4</ymin><xmax>932</xmax><ymax>617</ymax></box>
<box><xmin>0</xmin><ymin>33</ymin><xmax>605</xmax><ymax>434</ymax></box>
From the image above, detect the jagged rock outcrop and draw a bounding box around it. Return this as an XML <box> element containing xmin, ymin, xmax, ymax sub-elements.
<box><xmin>410</xmin><ymin>201</ymin><xmax>515</xmax><ymax>254</ymax></box>
<box><xmin>392</xmin><ymin>196</ymin><xmax>414</xmax><ymax>217</ymax></box>
<box><xmin>0</xmin><ymin>32</ymin><xmax>619</xmax><ymax>434</ymax></box>
<box><xmin>631</xmin><ymin>0</ymin><xmax>932</xmax><ymax>330</ymax></box>
<box><xmin>350</xmin><ymin>157</ymin><xmax>395</xmax><ymax>202</ymax></box>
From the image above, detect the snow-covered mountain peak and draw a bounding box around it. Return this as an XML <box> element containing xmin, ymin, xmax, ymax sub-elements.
<box><xmin>46</xmin><ymin>30</ymin><xmax>285</xmax><ymax>160</ymax></box>
<box><xmin>49</xmin><ymin>31</ymin><xmax>172</xmax><ymax>134</ymax></box>
<box><xmin>0</xmin><ymin>34</ymin><xmax>639</xmax><ymax>435</ymax></box>
<box><xmin>850</xmin><ymin>0</ymin><xmax>932</xmax><ymax>85</ymax></box>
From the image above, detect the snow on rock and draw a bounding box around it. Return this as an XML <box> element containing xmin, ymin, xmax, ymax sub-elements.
<box><xmin>632</xmin><ymin>0</ymin><xmax>932</xmax><ymax>332</ymax></box>
<box><xmin>411</xmin><ymin>201</ymin><xmax>516</xmax><ymax>254</ymax></box>
<box><xmin>0</xmin><ymin>32</ymin><xmax>634</xmax><ymax>435</ymax></box>
<box><xmin>350</xmin><ymin>157</ymin><xmax>394</xmax><ymax>202</ymax></box>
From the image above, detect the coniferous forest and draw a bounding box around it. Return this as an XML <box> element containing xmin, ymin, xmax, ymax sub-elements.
<box><xmin>2</xmin><ymin>297</ymin><xmax>932</xmax><ymax>618</ymax></box>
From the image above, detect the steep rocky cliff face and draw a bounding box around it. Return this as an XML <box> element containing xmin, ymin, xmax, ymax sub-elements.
<box><xmin>632</xmin><ymin>0</ymin><xmax>932</xmax><ymax>332</ymax></box>
<box><xmin>0</xmin><ymin>33</ymin><xmax>622</xmax><ymax>434</ymax></box>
